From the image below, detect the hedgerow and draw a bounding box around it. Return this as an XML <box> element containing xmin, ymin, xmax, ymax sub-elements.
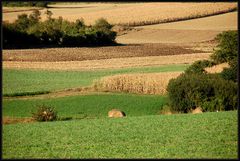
<box><xmin>3</xmin><ymin>10</ymin><xmax>117</xmax><ymax>49</ymax></box>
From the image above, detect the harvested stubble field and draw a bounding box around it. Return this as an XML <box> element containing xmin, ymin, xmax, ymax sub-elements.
<box><xmin>94</xmin><ymin>72</ymin><xmax>182</xmax><ymax>95</ymax></box>
<box><xmin>3</xmin><ymin>53</ymin><xmax>211</xmax><ymax>71</ymax></box>
<box><xmin>117</xmin><ymin>12</ymin><xmax>237</xmax><ymax>44</ymax></box>
<box><xmin>3</xmin><ymin>43</ymin><xmax>205</xmax><ymax>62</ymax></box>
<box><xmin>3</xmin><ymin>2</ymin><xmax>237</xmax><ymax>26</ymax></box>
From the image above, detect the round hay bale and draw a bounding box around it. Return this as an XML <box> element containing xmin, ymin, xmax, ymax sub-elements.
<box><xmin>108</xmin><ymin>109</ymin><xmax>126</xmax><ymax>118</ymax></box>
<box><xmin>192</xmin><ymin>107</ymin><xmax>203</xmax><ymax>114</ymax></box>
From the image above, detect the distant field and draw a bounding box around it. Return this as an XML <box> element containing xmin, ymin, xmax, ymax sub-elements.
<box><xmin>3</xmin><ymin>43</ymin><xmax>204</xmax><ymax>62</ymax></box>
<box><xmin>3</xmin><ymin>64</ymin><xmax>189</xmax><ymax>96</ymax></box>
<box><xmin>3</xmin><ymin>2</ymin><xmax>237</xmax><ymax>26</ymax></box>
<box><xmin>139</xmin><ymin>11</ymin><xmax>237</xmax><ymax>31</ymax></box>
<box><xmin>3</xmin><ymin>110</ymin><xmax>237</xmax><ymax>158</ymax></box>
<box><xmin>117</xmin><ymin>12</ymin><xmax>237</xmax><ymax>44</ymax></box>
<box><xmin>3</xmin><ymin>53</ymin><xmax>210</xmax><ymax>71</ymax></box>
<box><xmin>3</xmin><ymin>93</ymin><xmax>167</xmax><ymax>118</ymax></box>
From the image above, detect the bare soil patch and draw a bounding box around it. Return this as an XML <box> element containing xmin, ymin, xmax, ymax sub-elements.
<box><xmin>3</xmin><ymin>117</ymin><xmax>35</xmax><ymax>125</ymax></box>
<box><xmin>3</xmin><ymin>43</ymin><xmax>205</xmax><ymax>62</ymax></box>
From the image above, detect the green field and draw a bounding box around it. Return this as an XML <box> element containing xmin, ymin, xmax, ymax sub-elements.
<box><xmin>3</xmin><ymin>64</ymin><xmax>188</xmax><ymax>96</ymax></box>
<box><xmin>2</xmin><ymin>110</ymin><xmax>237</xmax><ymax>159</ymax></box>
<box><xmin>3</xmin><ymin>93</ymin><xmax>167</xmax><ymax>118</ymax></box>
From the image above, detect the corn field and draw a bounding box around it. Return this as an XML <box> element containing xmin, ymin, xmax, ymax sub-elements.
<box><xmin>94</xmin><ymin>72</ymin><xmax>182</xmax><ymax>95</ymax></box>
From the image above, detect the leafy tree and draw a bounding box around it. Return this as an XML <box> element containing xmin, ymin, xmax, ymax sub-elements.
<box><xmin>185</xmin><ymin>60</ymin><xmax>216</xmax><ymax>74</ymax></box>
<box><xmin>211</xmin><ymin>30</ymin><xmax>238</xmax><ymax>63</ymax></box>
<box><xmin>14</xmin><ymin>14</ymin><xmax>31</xmax><ymax>32</ymax></box>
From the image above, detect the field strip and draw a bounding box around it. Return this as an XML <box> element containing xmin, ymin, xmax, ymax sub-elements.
<box><xmin>3</xmin><ymin>87</ymin><xmax>97</xmax><ymax>100</ymax></box>
<box><xmin>3</xmin><ymin>43</ymin><xmax>205</xmax><ymax>62</ymax></box>
<box><xmin>117</xmin><ymin>11</ymin><xmax>237</xmax><ymax>44</ymax></box>
<box><xmin>3</xmin><ymin>70</ymin><xmax>181</xmax><ymax>99</ymax></box>
<box><xmin>3</xmin><ymin>2</ymin><xmax>237</xmax><ymax>25</ymax></box>
<box><xmin>116</xmin><ymin>29</ymin><xmax>222</xmax><ymax>44</ymax></box>
<box><xmin>3</xmin><ymin>7</ymin><xmax>44</xmax><ymax>13</ymax></box>
<box><xmin>3</xmin><ymin>53</ymin><xmax>211</xmax><ymax>71</ymax></box>
<box><xmin>137</xmin><ymin>11</ymin><xmax>237</xmax><ymax>30</ymax></box>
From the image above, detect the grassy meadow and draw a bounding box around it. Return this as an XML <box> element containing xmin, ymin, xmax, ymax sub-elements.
<box><xmin>2</xmin><ymin>111</ymin><xmax>237</xmax><ymax>159</ymax></box>
<box><xmin>3</xmin><ymin>64</ymin><xmax>188</xmax><ymax>96</ymax></box>
<box><xmin>3</xmin><ymin>93</ymin><xmax>167</xmax><ymax>118</ymax></box>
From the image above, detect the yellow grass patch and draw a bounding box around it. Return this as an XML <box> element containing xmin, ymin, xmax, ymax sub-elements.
<box><xmin>204</xmin><ymin>63</ymin><xmax>229</xmax><ymax>73</ymax></box>
<box><xmin>94</xmin><ymin>72</ymin><xmax>182</xmax><ymax>95</ymax></box>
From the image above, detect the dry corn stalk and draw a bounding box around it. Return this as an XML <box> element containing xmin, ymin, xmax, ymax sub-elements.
<box><xmin>94</xmin><ymin>72</ymin><xmax>182</xmax><ymax>95</ymax></box>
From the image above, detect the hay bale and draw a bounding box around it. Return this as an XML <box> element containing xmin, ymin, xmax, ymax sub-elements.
<box><xmin>191</xmin><ymin>107</ymin><xmax>203</xmax><ymax>114</ymax></box>
<box><xmin>108</xmin><ymin>109</ymin><xmax>126</xmax><ymax>118</ymax></box>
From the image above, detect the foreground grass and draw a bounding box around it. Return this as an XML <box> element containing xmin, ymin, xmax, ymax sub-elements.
<box><xmin>3</xmin><ymin>64</ymin><xmax>188</xmax><ymax>96</ymax></box>
<box><xmin>2</xmin><ymin>111</ymin><xmax>237</xmax><ymax>159</ymax></box>
<box><xmin>3</xmin><ymin>93</ymin><xmax>167</xmax><ymax>118</ymax></box>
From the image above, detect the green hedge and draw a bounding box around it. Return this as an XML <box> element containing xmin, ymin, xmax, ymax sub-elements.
<box><xmin>167</xmin><ymin>73</ymin><xmax>237</xmax><ymax>113</ymax></box>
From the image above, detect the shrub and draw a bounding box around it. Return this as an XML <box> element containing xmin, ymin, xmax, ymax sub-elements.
<box><xmin>32</xmin><ymin>105</ymin><xmax>57</xmax><ymax>122</ymax></box>
<box><xmin>211</xmin><ymin>30</ymin><xmax>238</xmax><ymax>64</ymax></box>
<box><xmin>93</xmin><ymin>18</ymin><xmax>113</xmax><ymax>30</ymax></box>
<box><xmin>167</xmin><ymin>73</ymin><xmax>237</xmax><ymax>113</ymax></box>
<box><xmin>185</xmin><ymin>60</ymin><xmax>216</xmax><ymax>74</ymax></box>
<box><xmin>220</xmin><ymin>59</ymin><xmax>237</xmax><ymax>82</ymax></box>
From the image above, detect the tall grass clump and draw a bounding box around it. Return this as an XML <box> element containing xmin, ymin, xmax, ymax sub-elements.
<box><xmin>32</xmin><ymin>105</ymin><xmax>57</xmax><ymax>122</ymax></box>
<box><xmin>94</xmin><ymin>72</ymin><xmax>182</xmax><ymax>95</ymax></box>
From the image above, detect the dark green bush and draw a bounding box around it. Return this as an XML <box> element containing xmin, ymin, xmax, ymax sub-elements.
<box><xmin>167</xmin><ymin>73</ymin><xmax>237</xmax><ymax>113</ymax></box>
<box><xmin>220</xmin><ymin>59</ymin><xmax>237</xmax><ymax>82</ymax></box>
<box><xmin>211</xmin><ymin>30</ymin><xmax>238</xmax><ymax>64</ymax></box>
<box><xmin>185</xmin><ymin>60</ymin><xmax>216</xmax><ymax>74</ymax></box>
<box><xmin>32</xmin><ymin>105</ymin><xmax>57</xmax><ymax>122</ymax></box>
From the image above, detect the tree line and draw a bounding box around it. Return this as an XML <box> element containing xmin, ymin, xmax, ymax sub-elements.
<box><xmin>3</xmin><ymin>10</ymin><xmax>117</xmax><ymax>49</ymax></box>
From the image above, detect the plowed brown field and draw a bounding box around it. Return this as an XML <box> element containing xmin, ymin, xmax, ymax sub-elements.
<box><xmin>3</xmin><ymin>43</ymin><xmax>205</xmax><ymax>62</ymax></box>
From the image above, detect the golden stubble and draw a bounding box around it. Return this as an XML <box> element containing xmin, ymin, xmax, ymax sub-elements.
<box><xmin>3</xmin><ymin>2</ymin><xmax>237</xmax><ymax>25</ymax></box>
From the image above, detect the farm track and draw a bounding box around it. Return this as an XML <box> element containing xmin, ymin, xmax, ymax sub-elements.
<box><xmin>3</xmin><ymin>87</ymin><xmax>117</xmax><ymax>100</ymax></box>
<box><xmin>3</xmin><ymin>43</ymin><xmax>206</xmax><ymax>62</ymax></box>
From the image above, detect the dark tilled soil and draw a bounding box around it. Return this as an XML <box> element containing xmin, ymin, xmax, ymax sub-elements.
<box><xmin>3</xmin><ymin>43</ymin><xmax>206</xmax><ymax>62</ymax></box>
